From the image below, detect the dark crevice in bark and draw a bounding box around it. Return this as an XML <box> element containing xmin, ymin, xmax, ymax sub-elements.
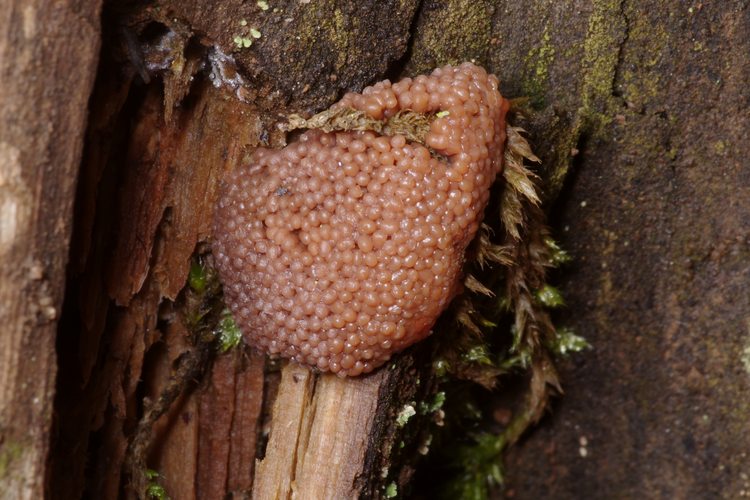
<box><xmin>546</xmin><ymin>131</ymin><xmax>588</xmax><ymax>231</ymax></box>
<box><xmin>384</xmin><ymin>0</ymin><xmax>427</xmax><ymax>81</ymax></box>
<box><xmin>611</xmin><ymin>0</ymin><xmax>632</xmax><ymax>100</ymax></box>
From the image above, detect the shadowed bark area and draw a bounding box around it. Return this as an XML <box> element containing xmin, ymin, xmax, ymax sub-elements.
<box><xmin>33</xmin><ymin>0</ymin><xmax>750</xmax><ymax>498</ymax></box>
<box><xmin>499</xmin><ymin>2</ymin><xmax>750</xmax><ymax>498</ymax></box>
<box><xmin>0</xmin><ymin>0</ymin><xmax>102</xmax><ymax>498</ymax></box>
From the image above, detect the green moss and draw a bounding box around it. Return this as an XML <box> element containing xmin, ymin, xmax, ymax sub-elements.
<box><xmin>548</xmin><ymin>327</ymin><xmax>591</xmax><ymax>356</ymax></box>
<box><xmin>396</xmin><ymin>403</ymin><xmax>417</xmax><ymax>428</ymax></box>
<box><xmin>384</xmin><ymin>482</ymin><xmax>398</xmax><ymax>498</ymax></box>
<box><xmin>293</xmin><ymin>2</ymin><xmax>353</xmax><ymax>75</ymax></box>
<box><xmin>418</xmin><ymin>391</ymin><xmax>446</xmax><ymax>415</ymax></box>
<box><xmin>577</xmin><ymin>0</ymin><xmax>627</xmax><ymax>135</ymax></box>
<box><xmin>216</xmin><ymin>309</ymin><xmax>242</xmax><ymax>352</ymax></box>
<box><xmin>407</xmin><ymin>0</ymin><xmax>493</xmax><ymax>74</ymax></box>
<box><xmin>523</xmin><ymin>27</ymin><xmax>555</xmax><ymax>109</ymax></box>
<box><xmin>188</xmin><ymin>259</ymin><xmax>208</xmax><ymax>293</ymax></box>
<box><xmin>233</xmin><ymin>19</ymin><xmax>262</xmax><ymax>49</ymax></box>
<box><xmin>145</xmin><ymin>469</ymin><xmax>171</xmax><ymax>499</ymax></box>
<box><xmin>535</xmin><ymin>284</ymin><xmax>565</xmax><ymax>308</ymax></box>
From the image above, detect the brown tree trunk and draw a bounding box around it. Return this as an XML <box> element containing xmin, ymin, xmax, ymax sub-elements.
<box><xmin>0</xmin><ymin>0</ymin><xmax>101</xmax><ymax>498</ymax></box>
<box><xmin>2</xmin><ymin>0</ymin><xmax>747</xmax><ymax>498</ymax></box>
<box><xmin>500</xmin><ymin>2</ymin><xmax>750</xmax><ymax>498</ymax></box>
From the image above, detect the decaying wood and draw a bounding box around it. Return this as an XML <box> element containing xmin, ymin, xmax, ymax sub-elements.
<box><xmin>0</xmin><ymin>0</ymin><xmax>102</xmax><ymax>497</ymax></box>
<box><xmin>49</xmin><ymin>1</ymin><xmax>432</xmax><ymax>497</ymax></box>
<box><xmin>51</xmin><ymin>74</ymin><xmax>268</xmax><ymax>498</ymax></box>
<box><xmin>255</xmin><ymin>347</ymin><xmax>437</xmax><ymax>500</ymax></box>
<box><xmin>254</xmin><ymin>366</ymin><xmax>386</xmax><ymax>499</ymax></box>
<box><xmin>38</xmin><ymin>0</ymin><xmax>750</xmax><ymax>498</ymax></box>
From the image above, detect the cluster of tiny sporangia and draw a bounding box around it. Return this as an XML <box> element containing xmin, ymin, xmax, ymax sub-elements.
<box><xmin>213</xmin><ymin>62</ymin><xmax>509</xmax><ymax>376</ymax></box>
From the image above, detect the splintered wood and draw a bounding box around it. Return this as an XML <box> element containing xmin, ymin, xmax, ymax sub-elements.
<box><xmin>254</xmin><ymin>363</ymin><xmax>387</xmax><ymax>499</ymax></box>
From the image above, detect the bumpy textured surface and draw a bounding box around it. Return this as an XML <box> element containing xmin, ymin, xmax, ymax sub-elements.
<box><xmin>213</xmin><ymin>63</ymin><xmax>509</xmax><ymax>376</ymax></box>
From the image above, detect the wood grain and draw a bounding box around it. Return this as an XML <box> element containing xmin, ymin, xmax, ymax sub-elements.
<box><xmin>0</xmin><ymin>0</ymin><xmax>102</xmax><ymax>497</ymax></box>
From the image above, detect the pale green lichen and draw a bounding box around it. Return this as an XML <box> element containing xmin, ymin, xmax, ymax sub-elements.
<box><xmin>291</xmin><ymin>2</ymin><xmax>353</xmax><ymax>76</ymax></box>
<box><xmin>538</xmin><ymin>0</ymin><xmax>631</xmax><ymax>197</ymax></box>
<box><xmin>523</xmin><ymin>26</ymin><xmax>555</xmax><ymax>109</ymax></box>
<box><xmin>617</xmin><ymin>3</ymin><xmax>670</xmax><ymax>114</ymax></box>
<box><xmin>578</xmin><ymin>0</ymin><xmax>626</xmax><ymax>131</ymax></box>
<box><xmin>396</xmin><ymin>403</ymin><xmax>417</xmax><ymax>427</ymax></box>
<box><xmin>406</xmin><ymin>0</ymin><xmax>493</xmax><ymax>74</ymax></box>
<box><xmin>384</xmin><ymin>482</ymin><xmax>398</xmax><ymax>498</ymax></box>
<box><xmin>257</xmin><ymin>0</ymin><xmax>269</xmax><ymax>10</ymax></box>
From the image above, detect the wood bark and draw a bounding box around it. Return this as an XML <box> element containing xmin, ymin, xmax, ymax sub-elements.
<box><xmin>50</xmin><ymin>1</ymin><xmax>432</xmax><ymax>498</ymax></box>
<box><xmin>19</xmin><ymin>0</ymin><xmax>749</xmax><ymax>498</ymax></box>
<box><xmin>0</xmin><ymin>0</ymin><xmax>101</xmax><ymax>498</ymax></box>
<box><xmin>498</xmin><ymin>2</ymin><xmax>750</xmax><ymax>498</ymax></box>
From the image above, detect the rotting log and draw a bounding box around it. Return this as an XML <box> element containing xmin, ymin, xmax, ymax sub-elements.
<box><xmin>0</xmin><ymin>0</ymin><xmax>102</xmax><ymax>498</ymax></box>
<box><xmin>42</xmin><ymin>0</ymin><xmax>750</xmax><ymax>498</ymax></box>
<box><xmin>50</xmin><ymin>1</ymin><xmax>432</xmax><ymax>498</ymax></box>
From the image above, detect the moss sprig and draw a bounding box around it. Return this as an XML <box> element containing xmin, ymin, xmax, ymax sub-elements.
<box><xmin>420</xmin><ymin>120</ymin><xmax>588</xmax><ymax>498</ymax></box>
<box><xmin>145</xmin><ymin>469</ymin><xmax>170</xmax><ymax>500</ymax></box>
<box><xmin>281</xmin><ymin>106</ymin><xmax>451</xmax><ymax>160</ymax></box>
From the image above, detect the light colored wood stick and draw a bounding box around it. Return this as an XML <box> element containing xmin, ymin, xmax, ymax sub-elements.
<box><xmin>254</xmin><ymin>359</ymin><xmax>420</xmax><ymax>499</ymax></box>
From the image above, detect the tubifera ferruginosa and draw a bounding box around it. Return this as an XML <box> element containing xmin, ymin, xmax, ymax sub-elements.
<box><xmin>212</xmin><ymin>63</ymin><xmax>509</xmax><ymax>376</ymax></box>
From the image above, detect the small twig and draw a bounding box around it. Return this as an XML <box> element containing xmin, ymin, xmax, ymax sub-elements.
<box><xmin>124</xmin><ymin>340</ymin><xmax>214</xmax><ymax>498</ymax></box>
<box><xmin>124</xmin><ymin>254</ymin><xmax>225</xmax><ymax>498</ymax></box>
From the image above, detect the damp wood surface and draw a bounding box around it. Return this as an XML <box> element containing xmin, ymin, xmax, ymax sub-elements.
<box><xmin>51</xmin><ymin>77</ymin><xmax>271</xmax><ymax>498</ymax></box>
